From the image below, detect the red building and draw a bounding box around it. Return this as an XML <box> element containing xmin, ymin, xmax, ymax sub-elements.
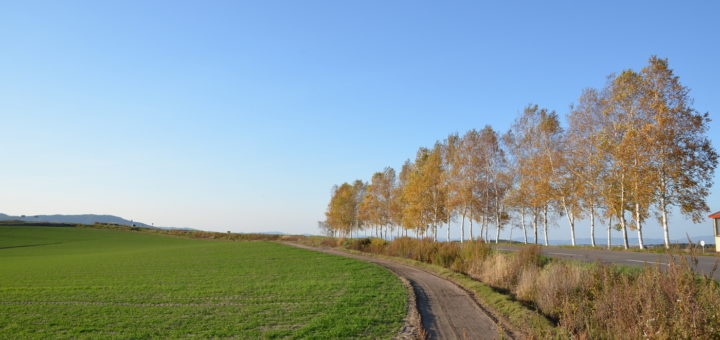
<box><xmin>711</xmin><ymin>211</ymin><xmax>720</xmax><ymax>252</ymax></box>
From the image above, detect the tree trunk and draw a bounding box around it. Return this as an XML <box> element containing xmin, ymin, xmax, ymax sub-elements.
<box><xmin>660</xmin><ymin>191</ymin><xmax>671</xmax><ymax>249</ymax></box>
<box><xmin>446</xmin><ymin>221</ymin><xmax>450</xmax><ymax>243</ymax></box>
<box><xmin>532</xmin><ymin>208</ymin><xmax>539</xmax><ymax>245</ymax></box>
<box><xmin>607</xmin><ymin>215</ymin><xmax>613</xmax><ymax>249</ymax></box>
<box><xmin>521</xmin><ymin>207</ymin><xmax>528</xmax><ymax>244</ymax></box>
<box><xmin>460</xmin><ymin>208</ymin><xmax>466</xmax><ymax>243</ymax></box>
<box><xmin>661</xmin><ymin>202</ymin><xmax>670</xmax><ymax>249</ymax></box>
<box><xmin>568</xmin><ymin>214</ymin><xmax>576</xmax><ymax>247</ymax></box>
<box><xmin>480</xmin><ymin>216</ymin><xmax>487</xmax><ymax>241</ymax></box>
<box><xmin>590</xmin><ymin>204</ymin><xmax>596</xmax><ymax>247</ymax></box>
<box><xmin>620</xmin><ymin>178</ymin><xmax>629</xmax><ymax>249</ymax></box>
<box><xmin>469</xmin><ymin>215</ymin><xmax>474</xmax><ymax>240</ymax></box>
<box><xmin>620</xmin><ymin>212</ymin><xmax>629</xmax><ymax>250</ymax></box>
<box><xmin>543</xmin><ymin>205</ymin><xmax>549</xmax><ymax>246</ymax></box>
<box><xmin>494</xmin><ymin>193</ymin><xmax>502</xmax><ymax>243</ymax></box>
<box><xmin>562</xmin><ymin>197</ymin><xmax>576</xmax><ymax>247</ymax></box>
<box><xmin>635</xmin><ymin>202</ymin><xmax>644</xmax><ymax>250</ymax></box>
<box><xmin>485</xmin><ymin>217</ymin><xmax>490</xmax><ymax>242</ymax></box>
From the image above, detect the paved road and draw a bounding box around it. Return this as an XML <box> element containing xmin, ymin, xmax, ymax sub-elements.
<box><xmin>496</xmin><ymin>245</ymin><xmax>720</xmax><ymax>280</ymax></box>
<box><xmin>286</xmin><ymin>243</ymin><xmax>508</xmax><ymax>339</ymax></box>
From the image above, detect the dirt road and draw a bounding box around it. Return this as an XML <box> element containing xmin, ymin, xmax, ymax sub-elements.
<box><xmin>285</xmin><ymin>243</ymin><xmax>506</xmax><ymax>339</ymax></box>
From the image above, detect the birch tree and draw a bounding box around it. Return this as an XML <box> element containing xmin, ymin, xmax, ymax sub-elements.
<box><xmin>507</xmin><ymin>105</ymin><xmax>562</xmax><ymax>245</ymax></box>
<box><xmin>359</xmin><ymin>168</ymin><xmax>397</xmax><ymax>239</ymax></box>
<box><xmin>443</xmin><ymin>133</ymin><xmax>463</xmax><ymax>242</ymax></box>
<box><xmin>325</xmin><ymin>182</ymin><xmax>361</xmax><ymax>237</ymax></box>
<box><xmin>640</xmin><ymin>56</ymin><xmax>718</xmax><ymax>248</ymax></box>
<box><xmin>567</xmin><ymin>88</ymin><xmax>609</xmax><ymax>247</ymax></box>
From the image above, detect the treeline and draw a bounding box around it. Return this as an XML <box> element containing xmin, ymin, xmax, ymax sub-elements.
<box><xmin>323</xmin><ymin>56</ymin><xmax>718</xmax><ymax>249</ymax></box>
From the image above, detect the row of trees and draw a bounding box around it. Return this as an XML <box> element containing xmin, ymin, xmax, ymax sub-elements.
<box><xmin>323</xmin><ymin>57</ymin><xmax>718</xmax><ymax>249</ymax></box>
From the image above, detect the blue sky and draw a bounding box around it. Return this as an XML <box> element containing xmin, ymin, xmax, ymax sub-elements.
<box><xmin>1</xmin><ymin>1</ymin><xmax>719</xmax><ymax>242</ymax></box>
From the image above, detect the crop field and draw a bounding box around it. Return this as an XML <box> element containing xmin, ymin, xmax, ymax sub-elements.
<box><xmin>0</xmin><ymin>226</ymin><xmax>406</xmax><ymax>338</ymax></box>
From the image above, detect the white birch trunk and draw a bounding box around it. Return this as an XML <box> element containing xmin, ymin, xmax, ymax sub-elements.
<box><xmin>661</xmin><ymin>200</ymin><xmax>670</xmax><ymax>249</ymax></box>
<box><xmin>521</xmin><ymin>208</ymin><xmax>528</xmax><ymax>244</ymax></box>
<box><xmin>590</xmin><ymin>204</ymin><xmax>596</xmax><ymax>247</ymax></box>
<box><xmin>635</xmin><ymin>202</ymin><xmax>644</xmax><ymax>250</ymax></box>
<box><xmin>460</xmin><ymin>208</ymin><xmax>466</xmax><ymax>243</ymax></box>
<box><xmin>620</xmin><ymin>178</ymin><xmax>629</xmax><ymax>249</ymax></box>
<box><xmin>469</xmin><ymin>214</ymin><xmax>474</xmax><ymax>240</ymax></box>
<box><xmin>532</xmin><ymin>208</ymin><xmax>539</xmax><ymax>244</ymax></box>
<box><xmin>607</xmin><ymin>215</ymin><xmax>613</xmax><ymax>249</ymax></box>
<box><xmin>543</xmin><ymin>205</ymin><xmax>549</xmax><ymax>246</ymax></box>
<box><xmin>446</xmin><ymin>222</ymin><xmax>450</xmax><ymax>243</ymax></box>
<box><xmin>562</xmin><ymin>196</ymin><xmax>576</xmax><ymax>247</ymax></box>
<box><xmin>660</xmin><ymin>183</ymin><xmax>671</xmax><ymax>249</ymax></box>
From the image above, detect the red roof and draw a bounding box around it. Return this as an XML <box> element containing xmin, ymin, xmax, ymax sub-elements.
<box><xmin>710</xmin><ymin>211</ymin><xmax>720</xmax><ymax>219</ymax></box>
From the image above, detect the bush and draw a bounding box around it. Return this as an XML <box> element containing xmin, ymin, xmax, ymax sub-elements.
<box><xmin>516</xmin><ymin>244</ymin><xmax>545</xmax><ymax>268</ymax></box>
<box><xmin>344</xmin><ymin>237</ymin><xmax>372</xmax><ymax>251</ymax></box>
<box><xmin>369</xmin><ymin>238</ymin><xmax>387</xmax><ymax>254</ymax></box>
<box><xmin>432</xmin><ymin>242</ymin><xmax>461</xmax><ymax>268</ymax></box>
<box><xmin>533</xmin><ymin>262</ymin><xmax>588</xmax><ymax>318</ymax></box>
<box><xmin>455</xmin><ymin>240</ymin><xmax>492</xmax><ymax>273</ymax></box>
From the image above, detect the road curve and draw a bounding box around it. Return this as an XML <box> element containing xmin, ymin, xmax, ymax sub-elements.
<box><xmin>285</xmin><ymin>243</ymin><xmax>506</xmax><ymax>339</ymax></box>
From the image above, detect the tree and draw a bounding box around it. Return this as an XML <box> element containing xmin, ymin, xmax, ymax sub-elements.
<box><xmin>359</xmin><ymin>167</ymin><xmax>397</xmax><ymax>239</ymax></box>
<box><xmin>600</xmin><ymin>69</ymin><xmax>658</xmax><ymax>249</ymax></box>
<box><xmin>396</xmin><ymin>160</ymin><xmax>414</xmax><ymax>237</ymax></box>
<box><xmin>459</xmin><ymin>129</ymin><xmax>483</xmax><ymax>241</ymax></box>
<box><xmin>640</xmin><ymin>56</ymin><xmax>718</xmax><ymax>248</ymax></box>
<box><xmin>401</xmin><ymin>144</ymin><xmax>447</xmax><ymax>240</ymax></box>
<box><xmin>507</xmin><ymin>105</ymin><xmax>563</xmax><ymax>246</ymax></box>
<box><xmin>475</xmin><ymin>126</ymin><xmax>509</xmax><ymax>243</ymax></box>
<box><xmin>351</xmin><ymin>179</ymin><xmax>367</xmax><ymax>236</ymax></box>
<box><xmin>442</xmin><ymin>133</ymin><xmax>463</xmax><ymax>242</ymax></box>
<box><xmin>325</xmin><ymin>182</ymin><xmax>359</xmax><ymax>237</ymax></box>
<box><xmin>359</xmin><ymin>173</ymin><xmax>383</xmax><ymax>238</ymax></box>
<box><xmin>503</xmin><ymin>129</ymin><xmax>530</xmax><ymax>244</ymax></box>
<box><xmin>567</xmin><ymin>87</ymin><xmax>609</xmax><ymax>247</ymax></box>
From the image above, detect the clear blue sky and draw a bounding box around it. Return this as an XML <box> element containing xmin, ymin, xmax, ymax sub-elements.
<box><xmin>2</xmin><ymin>1</ymin><xmax>719</xmax><ymax>242</ymax></box>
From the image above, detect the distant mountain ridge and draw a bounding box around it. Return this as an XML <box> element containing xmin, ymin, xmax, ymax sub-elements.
<box><xmin>0</xmin><ymin>213</ymin><xmax>152</xmax><ymax>228</ymax></box>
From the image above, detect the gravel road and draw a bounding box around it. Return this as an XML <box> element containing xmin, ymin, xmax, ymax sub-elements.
<box><xmin>285</xmin><ymin>243</ymin><xmax>507</xmax><ymax>339</ymax></box>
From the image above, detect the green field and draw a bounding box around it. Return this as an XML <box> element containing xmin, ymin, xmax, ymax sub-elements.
<box><xmin>0</xmin><ymin>226</ymin><xmax>406</xmax><ymax>339</ymax></box>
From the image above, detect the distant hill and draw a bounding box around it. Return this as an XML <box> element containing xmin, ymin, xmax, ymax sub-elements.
<box><xmin>0</xmin><ymin>213</ymin><xmax>152</xmax><ymax>228</ymax></box>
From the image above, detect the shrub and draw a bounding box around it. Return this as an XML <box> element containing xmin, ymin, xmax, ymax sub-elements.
<box><xmin>516</xmin><ymin>244</ymin><xmax>545</xmax><ymax>268</ymax></box>
<box><xmin>384</xmin><ymin>237</ymin><xmax>416</xmax><ymax>260</ymax></box>
<box><xmin>514</xmin><ymin>265</ymin><xmax>541</xmax><ymax>303</ymax></box>
<box><xmin>432</xmin><ymin>242</ymin><xmax>461</xmax><ymax>268</ymax></box>
<box><xmin>533</xmin><ymin>262</ymin><xmax>588</xmax><ymax>318</ymax></box>
<box><xmin>470</xmin><ymin>245</ymin><xmax>545</xmax><ymax>291</ymax></box>
<box><xmin>369</xmin><ymin>238</ymin><xmax>387</xmax><ymax>254</ymax></box>
<box><xmin>474</xmin><ymin>253</ymin><xmax>516</xmax><ymax>289</ymax></box>
<box><xmin>455</xmin><ymin>240</ymin><xmax>492</xmax><ymax>273</ymax></box>
<box><xmin>344</xmin><ymin>237</ymin><xmax>372</xmax><ymax>251</ymax></box>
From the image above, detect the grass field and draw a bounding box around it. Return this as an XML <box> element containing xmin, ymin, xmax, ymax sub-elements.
<box><xmin>0</xmin><ymin>226</ymin><xmax>406</xmax><ymax>339</ymax></box>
